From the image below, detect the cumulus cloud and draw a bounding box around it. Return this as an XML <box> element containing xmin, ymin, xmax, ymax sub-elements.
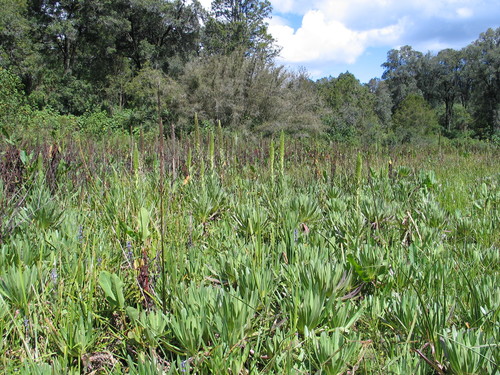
<box><xmin>192</xmin><ymin>0</ymin><xmax>498</xmax><ymax>79</ymax></box>
<box><xmin>269</xmin><ymin>10</ymin><xmax>403</xmax><ymax>64</ymax></box>
<box><xmin>268</xmin><ymin>0</ymin><xmax>500</xmax><ymax>67</ymax></box>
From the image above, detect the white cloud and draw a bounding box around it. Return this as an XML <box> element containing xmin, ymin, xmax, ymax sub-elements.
<box><xmin>456</xmin><ymin>7</ymin><xmax>473</xmax><ymax>18</ymax></box>
<box><xmin>291</xmin><ymin>0</ymin><xmax>482</xmax><ymax>22</ymax></box>
<box><xmin>269</xmin><ymin>9</ymin><xmax>403</xmax><ymax>64</ymax></box>
<box><xmin>271</xmin><ymin>0</ymin><xmax>296</xmax><ymax>13</ymax></box>
<box><xmin>269</xmin><ymin>0</ymin><xmax>499</xmax><ymax>69</ymax></box>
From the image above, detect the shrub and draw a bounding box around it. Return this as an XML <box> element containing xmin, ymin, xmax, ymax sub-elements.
<box><xmin>0</xmin><ymin>67</ymin><xmax>29</xmax><ymax>137</ymax></box>
<box><xmin>392</xmin><ymin>94</ymin><xmax>439</xmax><ymax>143</ymax></box>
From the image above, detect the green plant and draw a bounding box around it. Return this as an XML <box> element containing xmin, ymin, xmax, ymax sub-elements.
<box><xmin>0</xmin><ymin>265</ymin><xmax>39</xmax><ymax>312</ymax></box>
<box><xmin>50</xmin><ymin>309</ymin><xmax>95</xmax><ymax>361</ymax></box>
<box><xmin>308</xmin><ymin>331</ymin><xmax>361</xmax><ymax>374</ymax></box>
<box><xmin>440</xmin><ymin>326</ymin><xmax>497</xmax><ymax>374</ymax></box>
<box><xmin>19</xmin><ymin>183</ymin><xmax>64</xmax><ymax>231</ymax></box>
<box><xmin>98</xmin><ymin>271</ymin><xmax>125</xmax><ymax>311</ymax></box>
<box><xmin>0</xmin><ymin>129</ymin><xmax>498</xmax><ymax>373</ymax></box>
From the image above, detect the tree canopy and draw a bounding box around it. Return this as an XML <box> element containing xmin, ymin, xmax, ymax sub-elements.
<box><xmin>0</xmin><ymin>0</ymin><xmax>499</xmax><ymax>144</ymax></box>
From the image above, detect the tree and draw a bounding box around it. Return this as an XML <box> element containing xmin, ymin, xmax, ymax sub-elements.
<box><xmin>317</xmin><ymin>73</ymin><xmax>379</xmax><ymax>142</ymax></box>
<box><xmin>463</xmin><ymin>28</ymin><xmax>500</xmax><ymax>138</ymax></box>
<box><xmin>181</xmin><ymin>51</ymin><xmax>322</xmax><ymax>134</ymax></box>
<box><xmin>417</xmin><ymin>49</ymin><xmax>464</xmax><ymax>133</ymax></box>
<box><xmin>0</xmin><ymin>0</ymin><xmax>28</xmax><ymax>68</ymax></box>
<box><xmin>0</xmin><ymin>67</ymin><xmax>30</xmax><ymax>136</ymax></box>
<box><xmin>24</xmin><ymin>0</ymin><xmax>131</xmax><ymax>112</ymax></box>
<box><xmin>116</xmin><ymin>0</ymin><xmax>201</xmax><ymax>74</ymax></box>
<box><xmin>382</xmin><ymin>46</ymin><xmax>423</xmax><ymax>109</ymax></box>
<box><xmin>392</xmin><ymin>94</ymin><xmax>439</xmax><ymax>143</ymax></box>
<box><xmin>31</xmin><ymin>0</ymin><xmax>87</xmax><ymax>75</ymax></box>
<box><xmin>21</xmin><ymin>0</ymin><xmax>201</xmax><ymax>114</ymax></box>
<box><xmin>0</xmin><ymin>0</ymin><xmax>42</xmax><ymax>92</ymax></box>
<box><xmin>203</xmin><ymin>0</ymin><xmax>278</xmax><ymax>59</ymax></box>
<box><xmin>368</xmin><ymin>78</ymin><xmax>393</xmax><ymax>128</ymax></box>
<box><xmin>433</xmin><ymin>49</ymin><xmax>462</xmax><ymax>132</ymax></box>
<box><xmin>125</xmin><ymin>66</ymin><xmax>186</xmax><ymax>131</ymax></box>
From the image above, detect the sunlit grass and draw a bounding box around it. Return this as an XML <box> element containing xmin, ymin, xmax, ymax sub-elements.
<box><xmin>0</xmin><ymin>134</ymin><xmax>498</xmax><ymax>373</ymax></box>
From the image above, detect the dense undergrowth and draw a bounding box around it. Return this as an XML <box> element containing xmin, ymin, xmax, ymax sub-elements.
<box><xmin>0</xmin><ymin>132</ymin><xmax>499</xmax><ymax>374</ymax></box>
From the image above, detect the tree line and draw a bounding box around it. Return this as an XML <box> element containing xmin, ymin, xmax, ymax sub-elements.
<box><xmin>1</xmin><ymin>0</ymin><xmax>499</xmax><ymax>144</ymax></box>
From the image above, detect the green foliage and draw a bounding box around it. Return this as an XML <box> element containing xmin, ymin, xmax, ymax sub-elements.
<box><xmin>29</xmin><ymin>74</ymin><xmax>100</xmax><ymax>116</ymax></box>
<box><xmin>392</xmin><ymin>94</ymin><xmax>439</xmax><ymax>143</ymax></box>
<box><xmin>98</xmin><ymin>271</ymin><xmax>125</xmax><ymax>311</ymax></box>
<box><xmin>51</xmin><ymin>310</ymin><xmax>95</xmax><ymax>360</ymax></box>
<box><xmin>463</xmin><ymin>28</ymin><xmax>500</xmax><ymax>138</ymax></box>
<box><xmin>1</xmin><ymin>0</ymin><xmax>498</xmax><ymax>145</ymax></box>
<box><xmin>382</xmin><ymin>45</ymin><xmax>423</xmax><ymax>109</ymax></box>
<box><xmin>203</xmin><ymin>0</ymin><xmax>278</xmax><ymax>58</ymax></box>
<box><xmin>269</xmin><ymin>137</ymin><xmax>275</xmax><ymax>180</ymax></box>
<box><xmin>77</xmin><ymin>110</ymin><xmax>128</xmax><ymax>137</ymax></box>
<box><xmin>19</xmin><ymin>183</ymin><xmax>64</xmax><ymax>231</ymax></box>
<box><xmin>0</xmin><ymin>67</ymin><xmax>28</xmax><ymax>136</ymax></box>
<box><xmin>125</xmin><ymin>67</ymin><xmax>185</xmax><ymax>130</ymax></box>
<box><xmin>0</xmin><ymin>264</ymin><xmax>39</xmax><ymax>312</ymax></box>
<box><xmin>233</xmin><ymin>203</ymin><xmax>269</xmax><ymax>238</ymax></box>
<box><xmin>182</xmin><ymin>50</ymin><xmax>323</xmax><ymax>133</ymax></box>
<box><xmin>22</xmin><ymin>107</ymin><xmax>77</xmax><ymax>140</ymax></box>
<box><xmin>436</xmin><ymin>104</ymin><xmax>474</xmax><ymax>137</ymax></box>
<box><xmin>308</xmin><ymin>331</ymin><xmax>361</xmax><ymax>374</ymax></box>
<box><xmin>279</xmin><ymin>130</ymin><xmax>285</xmax><ymax>176</ymax></box>
<box><xmin>0</xmin><ymin>113</ymin><xmax>499</xmax><ymax>373</ymax></box>
<box><xmin>440</xmin><ymin>327</ymin><xmax>497</xmax><ymax>374</ymax></box>
<box><xmin>317</xmin><ymin>72</ymin><xmax>380</xmax><ymax>143</ymax></box>
<box><xmin>382</xmin><ymin>29</ymin><xmax>500</xmax><ymax>141</ymax></box>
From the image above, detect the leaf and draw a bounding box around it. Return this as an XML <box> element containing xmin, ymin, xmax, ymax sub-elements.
<box><xmin>346</xmin><ymin>254</ymin><xmax>371</xmax><ymax>283</ymax></box>
<box><xmin>138</xmin><ymin>207</ymin><xmax>151</xmax><ymax>242</ymax></box>
<box><xmin>99</xmin><ymin>271</ymin><xmax>125</xmax><ymax>310</ymax></box>
<box><xmin>19</xmin><ymin>150</ymin><xmax>28</xmax><ymax>165</ymax></box>
<box><xmin>99</xmin><ymin>271</ymin><xmax>115</xmax><ymax>301</ymax></box>
<box><xmin>126</xmin><ymin>306</ymin><xmax>140</xmax><ymax>322</ymax></box>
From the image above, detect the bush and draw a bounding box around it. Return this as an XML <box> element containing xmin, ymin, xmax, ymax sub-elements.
<box><xmin>0</xmin><ymin>67</ymin><xmax>29</xmax><ymax>137</ymax></box>
<box><xmin>436</xmin><ymin>104</ymin><xmax>474</xmax><ymax>138</ymax></box>
<box><xmin>77</xmin><ymin>110</ymin><xmax>130</xmax><ymax>138</ymax></box>
<box><xmin>28</xmin><ymin>73</ymin><xmax>100</xmax><ymax>116</ymax></box>
<box><xmin>181</xmin><ymin>50</ymin><xmax>323</xmax><ymax>135</ymax></box>
<box><xmin>392</xmin><ymin>94</ymin><xmax>439</xmax><ymax>143</ymax></box>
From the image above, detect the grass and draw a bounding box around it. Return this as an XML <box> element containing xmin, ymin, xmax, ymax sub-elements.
<box><xmin>0</xmin><ymin>132</ymin><xmax>499</xmax><ymax>374</ymax></box>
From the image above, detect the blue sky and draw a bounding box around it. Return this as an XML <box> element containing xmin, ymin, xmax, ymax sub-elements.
<box><xmin>198</xmin><ymin>0</ymin><xmax>500</xmax><ymax>83</ymax></box>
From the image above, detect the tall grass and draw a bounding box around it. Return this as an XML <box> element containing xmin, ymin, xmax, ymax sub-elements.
<box><xmin>0</xmin><ymin>131</ymin><xmax>498</xmax><ymax>373</ymax></box>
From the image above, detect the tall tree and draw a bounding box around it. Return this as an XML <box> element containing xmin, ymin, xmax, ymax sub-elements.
<box><xmin>317</xmin><ymin>72</ymin><xmax>379</xmax><ymax>142</ymax></box>
<box><xmin>203</xmin><ymin>0</ymin><xmax>278</xmax><ymax>59</ymax></box>
<box><xmin>116</xmin><ymin>0</ymin><xmax>201</xmax><ymax>74</ymax></box>
<box><xmin>392</xmin><ymin>94</ymin><xmax>439</xmax><ymax>143</ymax></box>
<box><xmin>463</xmin><ymin>28</ymin><xmax>500</xmax><ymax>137</ymax></box>
<box><xmin>0</xmin><ymin>0</ymin><xmax>42</xmax><ymax>91</ymax></box>
<box><xmin>21</xmin><ymin>0</ymin><xmax>201</xmax><ymax>114</ymax></box>
<box><xmin>382</xmin><ymin>46</ymin><xmax>423</xmax><ymax>109</ymax></box>
<box><xmin>33</xmin><ymin>0</ymin><xmax>86</xmax><ymax>75</ymax></box>
<box><xmin>181</xmin><ymin>51</ymin><xmax>322</xmax><ymax>133</ymax></box>
<box><xmin>420</xmin><ymin>49</ymin><xmax>463</xmax><ymax>133</ymax></box>
<box><xmin>368</xmin><ymin>78</ymin><xmax>393</xmax><ymax>128</ymax></box>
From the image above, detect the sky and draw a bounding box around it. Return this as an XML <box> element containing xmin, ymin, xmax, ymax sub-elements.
<box><xmin>197</xmin><ymin>0</ymin><xmax>500</xmax><ymax>83</ymax></box>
